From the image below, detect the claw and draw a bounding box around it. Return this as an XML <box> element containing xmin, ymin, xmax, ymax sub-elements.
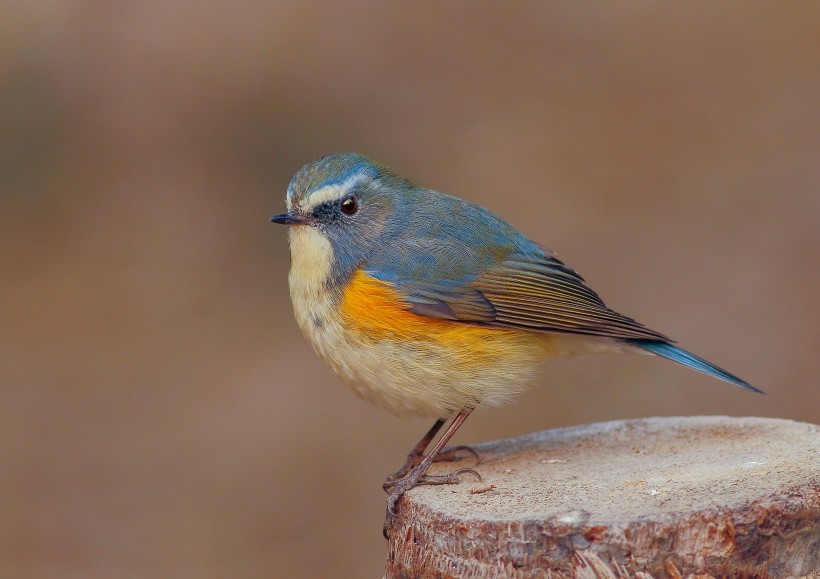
<box><xmin>449</xmin><ymin>466</ymin><xmax>482</xmax><ymax>483</ymax></box>
<box><xmin>413</xmin><ymin>467</ymin><xmax>482</xmax><ymax>486</ymax></box>
<box><xmin>437</xmin><ymin>445</ymin><xmax>481</xmax><ymax>466</ymax></box>
<box><xmin>387</xmin><ymin>500</ymin><xmax>399</xmax><ymax>518</ymax></box>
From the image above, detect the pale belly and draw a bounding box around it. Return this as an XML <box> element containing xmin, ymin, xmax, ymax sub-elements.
<box><xmin>293</xmin><ymin>299</ymin><xmax>546</xmax><ymax>418</ymax></box>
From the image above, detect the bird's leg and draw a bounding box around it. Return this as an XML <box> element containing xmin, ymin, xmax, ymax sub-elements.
<box><xmin>383</xmin><ymin>419</ymin><xmax>445</xmax><ymax>490</ymax></box>
<box><xmin>383</xmin><ymin>418</ymin><xmax>481</xmax><ymax>493</ymax></box>
<box><xmin>384</xmin><ymin>407</ymin><xmax>481</xmax><ymax>519</ymax></box>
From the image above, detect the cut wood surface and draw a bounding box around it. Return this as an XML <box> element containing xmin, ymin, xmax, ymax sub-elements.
<box><xmin>384</xmin><ymin>416</ymin><xmax>820</xmax><ymax>578</ymax></box>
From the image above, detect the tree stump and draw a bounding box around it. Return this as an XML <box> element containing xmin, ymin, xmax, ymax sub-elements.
<box><xmin>384</xmin><ymin>416</ymin><xmax>820</xmax><ymax>578</ymax></box>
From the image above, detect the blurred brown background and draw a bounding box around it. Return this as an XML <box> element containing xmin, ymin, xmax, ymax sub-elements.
<box><xmin>1</xmin><ymin>2</ymin><xmax>818</xmax><ymax>577</ymax></box>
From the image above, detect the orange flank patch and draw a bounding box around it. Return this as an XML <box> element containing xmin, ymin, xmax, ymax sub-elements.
<box><xmin>340</xmin><ymin>270</ymin><xmax>537</xmax><ymax>363</ymax></box>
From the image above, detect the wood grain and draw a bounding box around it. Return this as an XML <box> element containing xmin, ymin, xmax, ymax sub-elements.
<box><xmin>384</xmin><ymin>416</ymin><xmax>820</xmax><ymax>578</ymax></box>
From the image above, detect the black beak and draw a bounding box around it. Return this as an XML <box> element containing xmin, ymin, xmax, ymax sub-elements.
<box><xmin>270</xmin><ymin>211</ymin><xmax>315</xmax><ymax>225</ymax></box>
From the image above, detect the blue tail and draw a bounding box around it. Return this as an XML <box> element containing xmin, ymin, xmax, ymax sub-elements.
<box><xmin>629</xmin><ymin>339</ymin><xmax>764</xmax><ymax>394</ymax></box>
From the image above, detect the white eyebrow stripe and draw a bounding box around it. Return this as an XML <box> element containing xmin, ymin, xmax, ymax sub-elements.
<box><xmin>298</xmin><ymin>175</ymin><xmax>366</xmax><ymax>213</ymax></box>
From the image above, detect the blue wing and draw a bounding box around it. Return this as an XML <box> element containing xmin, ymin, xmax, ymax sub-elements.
<box><xmin>364</xmin><ymin>197</ymin><xmax>668</xmax><ymax>342</ymax></box>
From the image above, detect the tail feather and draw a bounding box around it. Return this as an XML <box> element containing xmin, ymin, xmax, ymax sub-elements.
<box><xmin>629</xmin><ymin>339</ymin><xmax>764</xmax><ymax>394</ymax></box>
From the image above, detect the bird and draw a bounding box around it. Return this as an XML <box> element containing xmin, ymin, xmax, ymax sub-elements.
<box><xmin>270</xmin><ymin>152</ymin><xmax>762</xmax><ymax>522</ymax></box>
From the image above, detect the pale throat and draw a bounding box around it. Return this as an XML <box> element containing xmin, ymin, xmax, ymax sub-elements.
<box><xmin>287</xmin><ymin>226</ymin><xmax>337</xmax><ymax>327</ymax></box>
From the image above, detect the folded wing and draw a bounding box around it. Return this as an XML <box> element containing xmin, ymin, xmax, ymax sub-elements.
<box><xmin>366</xmin><ymin>239</ymin><xmax>670</xmax><ymax>342</ymax></box>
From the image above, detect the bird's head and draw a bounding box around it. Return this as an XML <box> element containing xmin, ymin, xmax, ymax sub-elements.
<box><xmin>271</xmin><ymin>153</ymin><xmax>412</xmax><ymax>284</ymax></box>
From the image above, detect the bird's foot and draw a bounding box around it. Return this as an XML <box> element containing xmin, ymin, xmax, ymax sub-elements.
<box><xmin>382</xmin><ymin>465</ymin><xmax>481</xmax><ymax>538</ymax></box>
<box><xmin>382</xmin><ymin>445</ymin><xmax>479</xmax><ymax>493</ymax></box>
<box><xmin>385</xmin><ymin>466</ymin><xmax>482</xmax><ymax>517</ymax></box>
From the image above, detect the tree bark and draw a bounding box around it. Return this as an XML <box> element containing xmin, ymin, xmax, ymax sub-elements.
<box><xmin>384</xmin><ymin>416</ymin><xmax>820</xmax><ymax>578</ymax></box>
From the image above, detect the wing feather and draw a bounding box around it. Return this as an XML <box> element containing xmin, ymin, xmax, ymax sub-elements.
<box><xmin>474</xmin><ymin>259</ymin><xmax>669</xmax><ymax>340</ymax></box>
<box><xmin>367</xmin><ymin>238</ymin><xmax>668</xmax><ymax>342</ymax></box>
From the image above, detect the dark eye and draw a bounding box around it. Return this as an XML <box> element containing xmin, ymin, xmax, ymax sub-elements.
<box><xmin>340</xmin><ymin>195</ymin><xmax>359</xmax><ymax>215</ymax></box>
